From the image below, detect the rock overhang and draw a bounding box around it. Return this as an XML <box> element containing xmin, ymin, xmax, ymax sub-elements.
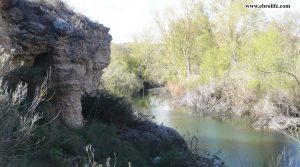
<box><xmin>0</xmin><ymin>0</ymin><xmax>112</xmax><ymax>128</ymax></box>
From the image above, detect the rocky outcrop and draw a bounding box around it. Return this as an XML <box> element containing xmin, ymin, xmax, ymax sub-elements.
<box><xmin>120</xmin><ymin>121</ymin><xmax>225</xmax><ymax>167</ymax></box>
<box><xmin>0</xmin><ymin>0</ymin><xmax>112</xmax><ymax>128</ymax></box>
<box><xmin>121</xmin><ymin>121</ymin><xmax>189</xmax><ymax>153</ymax></box>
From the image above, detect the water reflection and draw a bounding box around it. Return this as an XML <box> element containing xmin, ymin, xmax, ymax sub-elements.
<box><xmin>133</xmin><ymin>96</ymin><xmax>300</xmax><ymax>167</ymax></box>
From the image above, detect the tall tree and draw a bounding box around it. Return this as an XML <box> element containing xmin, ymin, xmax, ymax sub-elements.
<box><xmin>157</xmin><ymin>0</ymin><xmax>213</xmax><ymax>78</ymax></box>
<box><xmin>210</xmin><ymin>0</ymin><xmax>265</xmax><ymax>69</ymax></box>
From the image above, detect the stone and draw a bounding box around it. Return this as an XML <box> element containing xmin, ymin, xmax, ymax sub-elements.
<box><xmin>53</xmin><ymin>18</ymin><xmax>74</xmax><ymax>36</ymax></box>
<box><xmin>0</xmin><ymin>0</ymin><xmax>10</xmax><ymax>8</ymax></box>
<box><xmin>11</xmin><ymin>0</ymin><xmax>18</xmax><ymax>6</ymax></box>
<box><xmin>9</xmin><ymin>7</ymin><xmax>23</xmax><ymax>22</ymax></box>
<box><xmin>19</xmin><ymin>22</ymin><xmax>47</xmax><ymax>35</ymax></box>
<box><xmin>121</xmin><ymin>122</ymin><xmax>189</xmax><ymax>152</ymax></box>
<box><xmin>0</xmin><ymin>0</ymin><xmax>112</xmax><ymax>128</ymax></box>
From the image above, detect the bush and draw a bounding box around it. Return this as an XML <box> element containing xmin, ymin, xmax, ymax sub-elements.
<box><xmin>0</xmin><ymin>46</ymin><xmax>48</xmax><ymax>165</ymax></box>
<box><xmin>22</xmin><ymin>121</ymin><xmax>150</xmax><ymax>167</ymax></box>
<box><xmin>0</xmin><ymin>79</ymin><xmax>47</xmax><ymax>165</ymax></box>
<box><xmin>181</xmin><ymin>72</ymin><xmax>300</xmax><ymax>130</ymax></box>
<box><xmin>82</xmin><ymin>90</ymin><xmax>136</xmax><ymax>126</ymax></box>
<box><xmin>252</xmin><ymin>90</ymin><xmax>300</xmax><ymax>130</ymax></box>
<box><xmin>181</xmin><ymin>75</ymin><xmax>257</xmax><ymax>118</ymax></box>
<box><xmin>102</xmin><ymin>62</ymin><xmax>142</xmax><ymax>98</ymax></box>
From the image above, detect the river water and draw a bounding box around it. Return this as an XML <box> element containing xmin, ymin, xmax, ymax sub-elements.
<box><xmin>133</xmin><ymin>96</ymin><xmax>300</xmax><ymax>167</ymax></box>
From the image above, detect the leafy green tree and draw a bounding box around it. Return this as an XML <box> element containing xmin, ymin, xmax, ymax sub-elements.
<box><xmin>210</xmin><ymin>0</ymin><xmax>265</xmax><ymax>69</ymax></box>
<box><xmin>157</xmin><ymin>0</ymin><xmax>213</xmax><ymax>78</ymax></box>
<box><xmin>102</xmin><ymin>1</ymin><xmax>300</xmax><ymax>100</ymax></box>
<box><xmin>102</xmin><ymin>61</ymin><xmax>142</xmax><ymax>97</ymax></box>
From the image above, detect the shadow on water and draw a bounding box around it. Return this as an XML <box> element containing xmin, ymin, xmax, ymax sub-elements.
<box><xmin>132</xmin><ymin>95</ymin><xmax>300</xmax><ymax>167</ymax></box>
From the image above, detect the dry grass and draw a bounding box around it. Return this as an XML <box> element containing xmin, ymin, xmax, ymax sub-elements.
<box><xmin>181</xmin><ymin>73</ymin><xmax>300</xmax><ymax>130</ymax></box>
<box><xmin>85</xmin><ymin>144</ymin><xmax>133</xmax><ymax>167</ymax></box>
<box><xmin>268</xmin><ymin>148</ymin><xmax>300</xmax><ymax>167</ymax></box>
<box><xmin>0</xmin><ymin>77</ymin><xmax>48</xmax><ymax>164</ymax></box>
<box><xmin>181</xmin><ymin>78</ymin><xmax>255</xmax><ymax>118</ymax></box>
<box><xmin>0</xmin><ymin>46</ymin><xmax>48</xmax><ymax>164</ymax></box>
<box><xmin>166</xmin><ymin>82</ymin><xmax>185</xmax><ymax>97</ymax></box>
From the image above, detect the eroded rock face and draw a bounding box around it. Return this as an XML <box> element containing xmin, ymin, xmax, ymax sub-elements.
<box><xmin>0</xmin><ymin>0</ymin><xmax>112</xmax><ymax>128</ymax></box>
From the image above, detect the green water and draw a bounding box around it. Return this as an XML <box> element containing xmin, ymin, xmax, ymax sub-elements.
<box><xmin>133</xmin><ymin>96</ymin><xmax>300</xmax><ymax>167</ymax></box>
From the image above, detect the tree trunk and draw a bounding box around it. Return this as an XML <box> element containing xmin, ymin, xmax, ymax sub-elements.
<box><xmin>184</xmin><ymin>55</ymin><xmax>191</xmax><ymax>77</ymax></box>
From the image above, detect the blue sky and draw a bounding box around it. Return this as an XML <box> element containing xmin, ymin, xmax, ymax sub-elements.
<box><xmin>64</xmin><ymin>0</ymin><xmax>300</xmax><ymax>43</ymax></box>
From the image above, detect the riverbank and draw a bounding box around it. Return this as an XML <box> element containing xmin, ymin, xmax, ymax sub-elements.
<box><xmin>134</xmin><ymin>94</ymin><xmax>300</xmax><ymax>167</ymax></box>
<box><xmin>0</xmin><ymin>0</ymin><xmax>220</xmax><ymax>166</ymax></box>
<box><xmin>163</xmin><ymin>77</ymin><xmax>300</xmax><ymax>134</ymax></box>
<box><xmin>1</xmin><ymin>88</ymin><xmax>226</xmax><ymax>167</ymax></box>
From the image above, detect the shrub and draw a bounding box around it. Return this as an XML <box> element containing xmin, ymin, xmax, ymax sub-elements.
<box><xmin>252</xmin><ymin>90</ymin><xmax>300</xmax><ymax>130</ymax></box>
<box><xmin>0</xmin><ymin>47</ymin><xmax>14</xmax><ymax>76</ymax></box>
<box><xmin>0</xmin><ymin>46</ymin><xmax>48</xmax><ymax>165</ymax></box>
<box><xmin>102</xmin><ymin>62</ymin><xmax>142</xmax><ymax>98</ymax></box>
<box><xmin>166</xmin><ymin>82</ymin><xmax>185</xmax><ymax>97</ymax></box>
<box><xmin>181</xmin><ymin>72</ymin><xmax>300</xmax><ymax>130</ymax></box>
<box><xmin>0</xmin><ymin>78</ymin><xmax>47</xmax><ymax>165</ymax></box>
<box><xmin>81</xmin><ymin>90</ymin><xmax>136</xmax><ymax>125</ymax></box>
<box><xmin>181</xmin><ymin>76</ymin><xmax>256</xmax><ymax>118</ymax></box>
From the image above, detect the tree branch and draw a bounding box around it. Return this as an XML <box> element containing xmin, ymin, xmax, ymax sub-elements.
<box><xmin>257</xmin><ymin>67</ymin><xmax>300</xmax><ymax>87</ymax></box>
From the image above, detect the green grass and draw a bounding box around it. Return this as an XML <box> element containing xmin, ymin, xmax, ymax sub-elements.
<box><xmin>20</xmin><ymin>122</ymin><xmax>148</xmax><ymax>167</ymax></box>
<box><xmin>9</xmin><ymin>90</ymin><xmax>197</xmax><ymax>167</ymax></box>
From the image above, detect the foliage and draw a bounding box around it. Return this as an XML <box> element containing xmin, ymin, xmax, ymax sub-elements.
<box><xmin>0</xmin><ymin>81</ymin><xmax>42</xmax><ymax>165</ymax></box>
<box><xmin>0</xmin><ymin>48</ymin><xmax>48</xmax><ymax>166</ymax></box>
<box><xmin>0</xmin><ymin>48</ymin><xmax>48</xmax><ymax>165</ymax></box>
<box><xmin>81</xmin><ymin>90</ymin><xmax>136</xmax><ymax>125</ymax></box>
<box><xmin>156</xmin><ymin>0</ymin><xmax>214</xmax><ymax>78</ymax></box>
<box><xmin>200</xmin><ymin>45</ymin><xmax>231</xmax><ymax>81</ymax></box>
<box><xmin>103</xmin><ymin>1</ymin><xmax>300</xmax><ymax>118</ymax></box>
<box><xmin>102</xmin><ymin>60</ymin><xmax>142</xmax><ymax>98</ymax></box>
<box><xmin>0</xmin><ymin>47</ymin><xmax>14</xmax><ymax>76</ymax></box>
<box><xmin>20</xmin><ymin>118</ymin><xmax>204</xmax><ymax>167</ymax></box>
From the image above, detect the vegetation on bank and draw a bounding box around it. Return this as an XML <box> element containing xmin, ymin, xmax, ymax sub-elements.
<box><xmin>102</xmin><ymin>0</ymin><xmax>300</xmax><ymax>131</ymax></box>
<box><xmin>0</xmin><ymin>80</ymin><xmax>199</xmax><ymax>166</ymax></box>
<box><xmin>1</xmin><ymin>0</ymin><xmax>299</xmax><ymax>166</ymax></box>
<box><xmin>0</xmin><ymin>46</ymin><xmax>221</xmax><ymax>167</ymax></box>
<box><xmin>0</xmin><ymin>0</ymin><xmax>221</xmax><ymax>166</ymax></box>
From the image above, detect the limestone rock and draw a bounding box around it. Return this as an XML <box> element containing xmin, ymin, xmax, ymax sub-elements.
<box><xmin>53</xmin><ymin>18</ymin><xmax>74</xmax><ymax>36</ymax></box>
<box><xmin>121</xmin><ymin>122</ymin><xmax>189</xmax><ymax>152</ymax></box>
<box><xmin>11</xmin><ymin>0</ymin><xmax>18</xmax><ymax>6</ymax></box>
<box><xmin>0</xmin><ymin>0</ymin><xmax>112</xmax><ymax>128</ymax></box>
<box><xmin>9</xmin><ymin>7</ymin><xmax>23</xmax><ymax>22</ymax></box>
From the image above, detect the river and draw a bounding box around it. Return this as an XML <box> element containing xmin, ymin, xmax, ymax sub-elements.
<box><xmin>133</xmin><ymin>95</ymin><xmax>300</xmax><ymax>167</ymax></box>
